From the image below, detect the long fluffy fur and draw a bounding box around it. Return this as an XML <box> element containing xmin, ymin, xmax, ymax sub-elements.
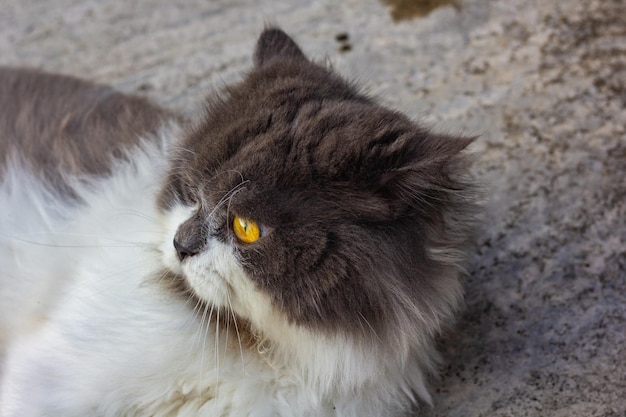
<box><xmin>0</xmin><ymin>28</ymin><xmax>477</xmax><ymax>417</ymax></box>
<box><xmin>1</xmin><ymin>131</ymin><xmax>431</xmax><ymax>416</ymax></box>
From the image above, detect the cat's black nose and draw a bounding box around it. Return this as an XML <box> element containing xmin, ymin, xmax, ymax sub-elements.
<box><xmin>173</xmin><ymin>238</ymin><xmax>198</xmax><ymax>262</ymax></box>
<box><xmin>173</xmin><ymin>213</ymin><xmax>207</xmax><ymax>262</ymax></box>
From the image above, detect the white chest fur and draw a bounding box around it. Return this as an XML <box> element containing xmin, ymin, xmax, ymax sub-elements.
<box><xmin>0</xmin><ymin>137</ymin><xmax>276</xmax><ymax>416</ymax></box>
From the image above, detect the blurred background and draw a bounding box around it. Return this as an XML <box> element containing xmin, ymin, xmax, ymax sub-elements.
<box><xmin>1</xmin><ymin>0</ymin><xmax>624</xmax><ymax>415</ymax></box>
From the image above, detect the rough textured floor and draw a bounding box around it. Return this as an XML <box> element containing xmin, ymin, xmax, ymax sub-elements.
<box><xmin>1</xmin><ymin>0</ymin><xmax>624</xmax><ymax>415</ymax></box>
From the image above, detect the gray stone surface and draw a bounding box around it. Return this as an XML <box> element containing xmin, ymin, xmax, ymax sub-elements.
<box><xmin>1</xmin><ymin>0</ymin><xmax>624</xmax><ymax>415</ymax></box>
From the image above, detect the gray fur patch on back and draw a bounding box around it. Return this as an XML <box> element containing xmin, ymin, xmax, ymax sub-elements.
<box><xmin>0</xmin><ymin>67</ymin><xmax>179</xmax><ymax>196</ymax></box>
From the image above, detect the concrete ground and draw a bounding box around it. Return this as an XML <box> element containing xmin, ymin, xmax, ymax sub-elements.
<box><xmin>1</xmin><ymin>0</ymin><xmax>624</xmax><ymax>415</ymax></box>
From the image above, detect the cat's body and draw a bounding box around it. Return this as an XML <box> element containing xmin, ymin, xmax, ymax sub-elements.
<box><xmin>0</xmin><ymin>29</ymin><xmax>476</xmax><ymax>416</ymax></box>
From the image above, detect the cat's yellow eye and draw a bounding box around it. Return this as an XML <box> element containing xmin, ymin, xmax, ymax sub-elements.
<box><xmin>233</xmin><ymin>216</ymin><xmax>261</xmax><ymax>244</ymax></box>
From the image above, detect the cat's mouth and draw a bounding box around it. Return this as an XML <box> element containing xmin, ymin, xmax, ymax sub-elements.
<box><xmin>161</xmin><ymin>268</ymin><xmax>198</xmax><ymax>301</ymax></box>
<box><xmin>164</xmin><ymin>268</ymin><xmax>255</xmax><ymax>342</ymax></box>
<box><xmin>164</xmin><ymin>266</ymin><xmax>232</xmax><ymax>312</ymax></box>
<box><xmin>172</xmin><ymin>254</ymin><xmax>235</xmax><ymax>302</ymax></box>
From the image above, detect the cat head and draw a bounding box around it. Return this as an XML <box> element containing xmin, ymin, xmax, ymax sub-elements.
<box><xmin>157</xmin><ymin>27</ymin><xmax>476</xmax><ymax>399</ymax></box>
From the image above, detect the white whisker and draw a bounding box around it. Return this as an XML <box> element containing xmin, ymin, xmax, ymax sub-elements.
<box><xmin>227</xmin><ymin>292</ymin><xmax>246</xmax><ymax>375</ymax></box>
<box><xmin>199</xmin><ymin>302</ymin><xmax>215</xmax><ymax>397</ymax></box>
<box><xmin>358</xmin><ymin>312</ymin><xmax>381</xmax><ymax>343</ymax></box>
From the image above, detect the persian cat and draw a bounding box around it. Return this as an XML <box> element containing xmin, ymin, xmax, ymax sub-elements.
<box><xmin>0</xmin><ymin>28</ymin><xmax>476</xmax><ymax>416</ymax></box>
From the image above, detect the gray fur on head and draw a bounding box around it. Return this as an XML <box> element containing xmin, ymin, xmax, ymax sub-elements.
<box><xmin>160</xmin><ymin>28</ymin><xmax>478</xmax><ymax>342</ymax></box>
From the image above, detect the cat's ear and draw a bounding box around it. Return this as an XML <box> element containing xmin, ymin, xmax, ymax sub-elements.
<box><xmin>376</xmin><ymin>134</ymin><xmax>475</xmax><ymax>219</ymax></box>
<box><xmin>254</xmin><ymin>27</ymin><xmax>307</xmax><ymax>67</ymax></box>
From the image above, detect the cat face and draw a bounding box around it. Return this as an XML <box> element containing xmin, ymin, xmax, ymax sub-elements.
<box><xmin>158</xmin><ymin>28</ymin><xmax>475</xmax><ymax>337</ymax></box>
